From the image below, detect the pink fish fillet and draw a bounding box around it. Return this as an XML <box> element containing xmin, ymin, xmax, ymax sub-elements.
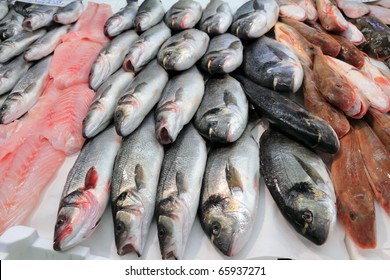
<box><xmin>368</xmin><ymin>5</ymin><xmax>390</xmax><ymax>25</ymax></box>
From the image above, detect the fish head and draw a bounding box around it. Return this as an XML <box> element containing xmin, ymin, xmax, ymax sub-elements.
<box><xmin>157</xmin><ymin>214</ymin><xmax>186</xmax><ymax>260</ymax></box>
<box><xmin>82</xmin><ymin>101</ymin><xmax>108</xmax><ymax>138</ymax></box>
<box><xmin>232</xmin><ymin>12</ymin><xmax>267</xmax><ymax>39</ymax></box>
<box><xmin>159</xmin><ymin>46</ymin><xmax>188</xmax><ymax>71</ymax></box>
<box><xmin>155</xmin><ymin>105</ymin><xmax>181</xmax><ymax>144</ymax></box>
<box><xmin>0</xmin><ymin>95</ymin><xmax>22</xmax><ymax>124</ymax></box>
<box><xmin>104</xmin><ymin>15</ymin><xmax>124</xmax><ymax>37</ymax></box>
<box><xmin>134</xmin><ymin>12</ymin><xmax>150</xmax><ymax>32</ymax></box>
<box><xmin>0</xmin><ymin>44</ymin><xmax>11</xmax><ymax>63</ymax></box>
<box><xmin>114</xmin><ymin>92</ymin><xmax>141</xmax><ymax>136</ymax></box>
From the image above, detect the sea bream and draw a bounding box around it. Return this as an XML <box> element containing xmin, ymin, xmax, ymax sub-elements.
<box><xmin>22</xmin><ymin>4</ymin><xmax>59</xmax><ymax>31</ymax></box>
<box><xmin>134</xmin><ymin>0</ymin><xmax>165</xmax><ymax>32</ymax></box>
<box><xmin>164</xmin><ymin>0</ymin><xmax>202</xmax><ymax>30</ymax></box>
<box><xmin>0</xmin><ymin>8</ymin><xmax>24</xmax><ymax>40</ymax></box>
<box><xmin>104</xmin><ymin>0</ymin><xmax>138</xmax><ymax>37</ymax></box>
<box><xmin>199</xmin><ymin>0</ymin><xmax>233</xmax><ymax>35</ymax></box>
<box><xmin>53</xmin><ymin>125</ymin><xmax>122</xmax><ymax>251</ymax></box>
<box><xmin>111</xmin><ymin>113</ymin><xmax>164</xmax><ymax>256</ymax></box>
<box><xmin>53</xmin><ymin>0</ymin><xmax>85</xmax><ymax>25</ymax></box>
<box><xmin>0</xmin><ymin>55</ymin><xmax>32</xmax><ymax>96</ymax></box>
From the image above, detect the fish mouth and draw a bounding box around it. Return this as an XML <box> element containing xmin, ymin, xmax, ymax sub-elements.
<box><xmin>118</xmin><ymin>243</ymin><xmax>141</xmax><ymax>257</ymax></box>
<box><xmin>157</xmin><ymin>126</ymin><xmax>173</xmax><ymax>144</ymax></box>
<box><xmin>163</xmin><ymin>250</ymin><xmax>178</xmax><ymax>260</ymax></box>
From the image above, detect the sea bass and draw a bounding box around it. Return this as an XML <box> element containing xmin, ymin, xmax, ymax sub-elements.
<box><xmin>199</xmin><ymin>0</ymin><xmax>233</xmax><ymax>35</ymax></box>
<box><xmin>53</xmin><ymin>0</ymin><xmax>85</xmax><ymax>24</ymax></box>
<box><xmin>104</xmin><ymin>0</ymin><xmax>138</xmax><ymax>37</ymax></box>
<box><xmin>134</xmin><ymin>0</ymin><xmax>165</xmax><ymax>32</ymax></box>
<box><xmin>22</xmin><ymin>4</ymin><xmax>59</xmax><ymax>31</ymax></box>
<box><xmin>0</xmin><ymin>55</ymin><xmax>32</xmax><ymax>95</ymax></box>
<box><xmin>164</xmin><ymin>0</ymin><xmax>202</xmax><ymax>30</ymax></box>
<box><xmin>0</xmin><ymin>8</ymin><xmax>24</xmax><ymax>40</ymax></box>
<box><xmin>276</xmin><ymin>0</ymin><xmax>308</xmax><ymax>21</ymax></box>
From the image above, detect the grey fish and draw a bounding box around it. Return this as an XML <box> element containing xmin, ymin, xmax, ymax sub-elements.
<box><xmin>53</xmin><ymin>125</ymin><xmax>122</xmax><ymax>251</ymax></box>
<box><xmin>260</xmin><ymin>128</ymin><xmax>337</xmax><ymax>245</ymax></box>
<box><xmin>111</xmin><ymin>113</ymin><xmax>164</xmax><ymax>256</ymax></box>
<box><xmin>104</xmin><ymin>1</ymin><xmax>138</xmax><ymax>37</ymax></box>
<box><xmin>13</xmin><ymin>1</ymin><xmax>39</xmax><ymax>17</ymax></box>
<box><xmin>53</xmin><ymin>0</ymin><xmax>84</xmax><ymax>24</ymax></box>
<box><xmin>123</xmin><ymin>21</ymin><xmax>171</xmax><ymax>73</ymax></box>
<box><xmin>231</xmin><ymin>0</ymin><xmax>279</xmax><ymax>39</ymax></box>
<box><xmin>200</xmin><ymin>33</ymin><xmax>243</xmax><ymax>74</ymax></box>
<box><xmin>199</xmin><ymin>117</ymin><xmax>264</xmax><ymax>256</ymax></box>
<box><xmin>115</xmin><ymin>59</ymin><xmax>168</xmax><ymax>137</ymax></box>
<box><xmin>89</xmin><ymin>30</ymin><xmax>138</xmax><ymax>90</ymax></box>
<box><xmin>0</xmin><ymin>0</ymin><xmax>9</xmax><ymax>21</ymax></box>
<box><xmin>155</xmin><ymin>66</ymin><xmax>204</xmax><ymax>144</ymax></box>
<box><xmin>0</xmin><ymin>55</ymin><xmax>52</xmax><ymax>124</ymax></box>
<box><xmin>158</xmin><ymin>28</ymin><xmax>210</xmax><ymax>71</ymax></box>
<box><xmin>199</xmin><ymin>0</ymin><xmax>233</xmax><ymax>35</ymax></box>
<box><xmin>0</xmin><ymin>55</ymin><xmax>32</xmax><ymax>95</ymax></box>
<box><xmin>83</xmin><ymin>68</ymin><xmax>135</xmax><ymax>139</ymax></box>
<box><xmin>194</xmin><ymin>74</ymin><xmax>248</xmax><ymax>143</ymax></box>
<box><xmin>24</xmin><ymin>25</ymin><xmax>70</xmax><ymax>61</ymax></box>
<box><xmin>164</xmin><ymin>0</ymin><xmax>202</xmax><ymax>30</ymax></box>
<box><xmin>0</xmin><ymin>29</ymin><xmax>46</xmax><ymax>64</ymax></box>
<box><xmin>156</xmin><ymin>123</ymin><xmax>207</xmax><ymax>260</ymax></box>
<box><xmin>134</xmin><ymin>0</ymin><xmax>165</xmax><ymax>32</ymax></box>
<box><xmin>22</xmin><ymin>5</ymin><xmax>59</xmax><ymax>31</ymax></box>
<box><xmin>0</xmin><ymin>8</ymin><xmax>24</xmax><ymax>40</ymax></box>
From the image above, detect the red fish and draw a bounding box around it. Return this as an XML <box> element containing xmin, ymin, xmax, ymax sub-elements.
<box><xmin>365</xmin><ymin>108</ymin><xmax>390</xmax><ymax>151</ymax></box>
<box><xmin>332</xmin><ymin>34</ymin><xmax>365</xmax><ymax>69</ymax></box>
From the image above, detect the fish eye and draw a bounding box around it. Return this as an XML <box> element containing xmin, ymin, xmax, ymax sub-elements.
<box><xmin>55</xmin><ymin>217</ymin><xmax>66</xmax><ymax>229</ymax></box>
<box><xmin>211</xmin><ymin>222</ymin><xmax>221</xmax><ymax>236</ymax></box>
<box><xmin>115</xmin><ymin>221</ymin><xmax>125</xmax><ymax>235</ymax></box>
<box><xmin>302</xmin><ymin>211</ymin><xmax>313</xmax><ymax>224</ymax></box>
<box><xmin>158</xmin><ymin>227</ymin><xmax>166</xmax><ymax>238</ymax></box>
<box><xmin>209</xmin><ymin>121</ymin><xmax>218</xmax><ymax>129</ymax></box>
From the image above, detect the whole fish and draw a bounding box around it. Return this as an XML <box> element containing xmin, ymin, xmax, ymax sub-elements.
<box><xmin>89</xmin><ymin>30</ymin><xmax>138</xmax><ymax>90</ymax></box>
<box><xmin>111</xmin><ymin>113</ymin><xmax>164</xmax><ymax>256</ymax></box>
<box><xmin>336</xmin><ymin>0</ymin><xmax>371</xmax><ymax>19</ymax></box>
<box><xmin>365</xmin><ymin>108</ymin><xmax>390</xmax><ymax>151</ymax></box>
<box><xmin>276</xmin><ymin>0</ymin><xmax>308</xmax><ymax>21</ymax></box>
<box><xmin>157</xmin><ymin>28</ymin><xmax>209</xmax><ymax>71</ymax></box>
<box><xmin>164</xmin><ymin>0</ymin><xmax>202</xmax><ymax>30</ymax></box>
<box><xmin>0</xmin><ymin>55</ymin><xmax>32</xmax><ymax>95</ymax></box>
<box><xmin>231</xmin><ymin>0</ymin><xmax>279</xmax><ymax>39</ymax></box>
<box><xmin>316</xmin><ymin>0</ymin><xmax>348</xmax><ymax>32</ymax></box>
<box><xmin>260</xmin><ymin>128</ymin><xmax>337</xmax><ymax>245</ymax></box>
<box><xmin>194</xmin><ymin>74</ymin><xmax>248</xmax><ymax>143</ymax></box>
<box><xmin>200</xmin><ymin>116</ymin><xmax>263</xmax><ymax>256</ymax></box>
<box><xmin>232</xmin><ymin>72</ymin><xmax>340</xmax><ymax>154</ymax></box>
<box><xmin>292</xmin><ymin>0</ymin><xmax>317</xmax><ymax>21</ymax></box>
<box><xmin>339</xmin><ymin>22</ymin><xmax>366</xmax><ymax>46</ymax></box>
<box><xmin>53</xmin><ymin>0</ymin><xmax>84</xmax><ymax>24</ymax></box>
<box><xmin>53</xmin><ymin>125</ymin><xmax>122</xmax><ymax>251</ymax></box>
<box><xmin>200</xmin><ymin>33</ymin><xmax>243</xmax><ymax>74</ymax></box>
<box><xmin>156</xmin><ymin>124</ymin><xmax>207</xmax><ymax>260</ymax></box>
<box><xmin>83</xmin><ymin>68</ymin><xmax>135</xmax><ymax>139</ymax></box>
<box><xmin>242</xmin><ymin>36</ymin><xmax>303</xmax><ymax>93</ymax></box>
<box><xmin>0</xmin><ymin>8</ymin><xmax>24</xmax><ymax>40</ymax></box>
<box><xmin>104</xmin><ymin>0</ymin><xmax>138</xmax><ymax>37</ymax></box>
<box><xmin>0</xmin><ymin>55</ymin><xmax>51</xmax><ymax>124</ymax></box>
<box><xmin>0</xmin><ymin>0</ymin><xmax>8</xmax><ymax>21</ymax></box>
<box><xmin>22</xmin><ymin>5</ymin><xmax>59</xmax><ymax>31</ymax></box>
<box><xmin>0</xmin><ymin>29</ymin><xmax>46</xmax><ymax>64</ymax></box>
<box><xmin>361</xmin><ymin>56</ymin><xmax>390</xmax><ymax>95</ymax></box>
<box><xmin>24</xmin><ymin>25</ymin><xmax>71</xmax><ymax>61</ymax></box>
<box><xmin>331</xmin><ymin>35</ymin><xmax>365</xmax><ymax>69</ymax></box>
<box><xmin>134</xmin><ymin>0</ymin><xmax>165</xmax><ymax>32</ymax></box>
<box><xmin>123</xmin><ymin>21</ymin><xmax>171</xmax><ymax>73</ymax></box>
<box><xmin>115</xmin><ymin>59</ymin><xmax>168</xmax><ymax>137</ymax></box>
<box><xmin>199</xmin><ymin>0</ymin><xmax>233</xmax><ymax>35</ymax></box>
<box><xmin>155</xmin><ymin>66</ymin><xmax>204</xmax><ymax>145</ymax></box>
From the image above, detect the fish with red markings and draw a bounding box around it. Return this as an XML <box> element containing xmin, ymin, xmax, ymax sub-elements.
<box><xmin>365</xmin><ymin>108</ymin><xmax>390</xmax><ymax>151</ymax></box>
<box><xmin>331</xmin><ymin>35</ymin><xmax>365</xmax><ymax>69</ymax></box>
<box><xmin>316</xmin><ymin>0</ymin><xmax>349</xmax><ymax>32</ymax></box>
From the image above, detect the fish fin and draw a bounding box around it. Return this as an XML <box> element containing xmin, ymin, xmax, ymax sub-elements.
<box><xmin>223</xmin><ymin>90</ymin><xmax>237</xmax><ymax>107</ymax></box>
<box><xmin>252</xmin><ymin>0</ymin><xmax>264</xmax><ymax>10</ymax></box>
<box><xmin>84</xmin><ymin>167</ymin><xmax>98</xmax><ymax>190</ymax></box>
<box><xmin>228</xmin><ymin>40</ymin><xmax>242</xmax><ymax>51</ymax></box>
<box><xmin>183</xmin><ymin>33</ymin><xmax>195</xmax><ymax>40</ymax></box>
<box><xmin>23</xmin><ymin>82</ymin><xmax>37</xmax><ymax>93</ymax></box>
<box><xmin>134</xmin><ymin>164</ymin><xmax>146</xmax><ymax>190</ymax></box>
<box><xmin>225</xmin><ymin>161</ymin><xmax>244</xmax><ymax>193</ymax></box>
<box><xmin>98</xmin><ymin>83</ymin><xmax>112</xmax><ymax>99</ymax></box>
<box><xmin>133</xmin><ymin>82</ymin><xmax>147</xmax><ymax>93</ymax></box>
<box><xmin>174</xmin><ymin>88</ymin><xmax>184</xmax><ymax>103</ymax></box>
<box><xmin>175</xmin><ymin>171</ymin><xmax>187</xmax><ymax>195</ymax></box>
<box><xmin>293</xmin><ymin>155</ymin><xmax>326</xmax><ymax>186</ymax></box>
<box><xmin>3</xmin><ymin>70</ymin><xmax>11</xmax><ymax>78</ymax></box>
<box><xmin>216</xmin><ymin>4</ymin><xmax>227</xmax><ymax>13</ymax></box>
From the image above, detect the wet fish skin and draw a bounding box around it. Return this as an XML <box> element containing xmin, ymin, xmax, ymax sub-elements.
<box><xmin>164</xmin><ymin>0</ymin><xmax>202</xmax><ymax>30</ymax></box>
<box><xmin>339</xmin><ymin>22</ymin><xmax>366</xmax><ymax>46</ymax></box>
<box><xmin>111</xmin><ymin>113</ymin><xmax>164</xmax><ymax>256</ymax></box>
<box><xmin>104</xmin><ymin>1</ymin><xmax>138</xmax><ymax>37</ymax></box>
<box><xmin>336</xmin><ymin>0</ymin><xmax>370</xmax><ymax>19</ymax></box>
<box><xmin>316</xmin><ymin>0</ymin><xmax>349</xmax><ymax>32</ymax></box>
<box><xmin>276</xmin><ymin>0</ymin><xmax>308</xmax><ymax>21</ymax></box>
<box><xmin>12</xmin><ymin>1</ymin><xmax>39</xmax><ymax>17</ymax></box>
<box><xmin>199</xmin><ymin>0</ymin><xmax>233</xmax><ymax>35</ymax></box>
<box><xmin>0</xmin><ymin>55</ymin><xmax>32</xmax><ymax>96</ymax></box>
<box><xmin>0</xmin><ymin>0</ymin><xmax>9</xmax><ymax>21</ymax></box>
<box><xmin>200</xmin><ymin>33</ymin><xmax>243</xmax><ymax>74</ymax></box>
<box><xmin>331</xmin><ymin>34</ymin><xmax>365</xmax><ymax>69</ymax></box>
<box><xmin>156</xmin><ymin>124</ymin><xmax>207</xmax><ymax>260</ymax></box>
<box><xmin>194</xmin><ymin>74</ymin><xmax>248</xmax><ymax>143</ymax></box>
<box><xmin>0</xmin><ymin>8</ymin><xmax>24</xmax><ymax>40</ymax></box>
<box><xmin>22</xmin><ymin>5</ymin><xmax>59</xmax><ymax>31</ymax></box>
<box><xmin>364</xmin><ymin>108</ymin><xmax>390</xmax><ymax>151</ymax></box>
<box><xmin>292</xmin><ymin>0</ymin><xmax>317</xmax><ymax>21</ymax></box>
<box><xmin>53</xmin><ymin>0</ymin><xmax>84</xmax><ymax>24</ymax></box>
<box><xmin>134</xmin><ymin>0</ymin><xmax>165</xmax><ymax>32</ymax></box>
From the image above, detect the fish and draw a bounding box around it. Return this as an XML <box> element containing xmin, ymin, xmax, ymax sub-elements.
<box><xmin>111</xmin><ymin>113</ymin><xmax>164</xmax><ymax>256</ymax></box>
<box><xmin>53</xmin><ymin>0</ymin><xmax>85</xmax><ymax>24</ymax></box>
<box><xmin>123</xmin><ymin>21</ymin><xmax>171</xmax><ymax>73</ymax></box>
<box><xmin>242</xmin><ymin>36</ymin><xmax>303</xmax><ymax>93</ymax></box>
<box><xmin>316</xmin><ymin>0</ymin><xmax>349</xmax><ymax>32</ymax></box>
<box><xmin>155</xmin><ymin>66</ymin><xmax>204</xmax><ymax>144</ymax></box>
<box><xmin>291</xmin><ymin>0</ymin><xmax>318</xmax><ymax>21</ymax></box>
<box><xmin>367</xmin><ymin>56</ymin><xmax>390</xmax><ymax>76</ymax></box>
<box><xmin>0</xmin><ymin>8</ymin><xmax>24</xmax><ymax>40</ymax></box>
<box><xmin>164</xmin><ymin>0</ymin><xmax>202</xmax><ymax>30</ymax></box>
<box><xmin>156</xmin><ymin>123</ymin><xmax>207</xmax><ymax>260</ymax></box>
<box><xmin>0</xmin><ymin>55</ymin><xmax>32</xmax><ymax>96</ymax></box>
<box><xmin>0</xmin><ymin>0</ymin><xmax>9</xmax><ymax>21</ymax></box>
<box><xmin>115</xmin><ymin>59</ymin><xmax>168</xmax><ymax>137</ymax></box>
<box><xmin>0</xmin><ymin>29</ymin><xmax>46</xmax><ymax>64</ymax></box>
<box><xmin>89</xmin><ymin>30</ymin><xmax>138</xmax><ymax>90</ymax></box>
<box><xmin>199</xmin><ymin>0</ymin><xmax>233</xmax><ymax>35</ymax></box>
<box><xmin>374</xmin><ymin>0</ymin><xmax>390</xmax><ymax>8</ymax></box>
<box><xmin>331</xmin><ymin>35</ymin><xmax>365</xmax><ymax>69</ymax></box>
<box><xmin>200</xmin><ymin>116</ymin><xmax>263</xmax><ymax>256</ymax></box>
<box><xmin>0</xmin><ymin>55</ymin><xmax>52</xmax><ymax>124</ymax></box>
<box><xmin>23</xmin><ymin>25</ymin><xmax>71</xmax><ymax>61</ymax></box>
<box><xmin>231</xmin><ymin>0</ymin><xmax>279</xmax><ymax>39</ymax></box>
<box><xmin>330</xmin><ymin>129</ymin><xmax>376</xmax><ymax>249</ymax></box>
<box><xmin>200</xmin><ymin>33</ymin><xmax>243</xmax><ymax>74</ymax></box>
<box><xmin>365</xmin><ymin>108</ymin><xmax>390</xmax><ymax>151</ymax></box>
<box><xmin>12</xmin><ymin>1</ymin><xmax>39</xmax><ymax>17</ymax></box>
<box><xmin>368</xmin><ymin>4</ymin><xmax>390</xmax><ymax>24</ymax></box>
<box><xmin>338</xmin><ymin>22</ymin><xmax>366</xmax><ymax>46</ymax></box>
<box><xmin>22</xmin><ymin>4</ymin><xmax>59</xmax><ymax>31</ymax></box>
<box><xmin>157</xmin><ymin>29</ymin><xmax>209</xmax><ymax>71</ymax></box>
<box><xmin>194</xmin><ymin>74</ymin><xmax>248</xmax><ymax>143</ymax></box>
<box><xmin>53</xmin><ymin>125</ymin><xmax>122</xmax><ymax>251</ymax></box>
<box><xmin>260</xmin><ymin>128</ymin><xmax>337</xmax><ymax>245</ymax></box>
<box><xmin>361</xmin><ymin>56</ymin><xmax>390</xmax><ymax>96</ymax></box>
<box><xmin>336</xmin><ymin>0</ymin><xmax>371</xmax><ymax>19</ymax></box>
<box><xmin>232</xmin><ymin>72</ymin><xmax>340</xmax><ymax>154</ymax></box>
<box><xmin>104</xmin><ymin>0</ymin><xmax>138</xmax><ymax>37</ymax></box>
<box><xmin>83</xmin><ymin>69</ymin><xmax>135</xmax><ymax>139</ymax></box>
<box><xmin>276</xmin><ymin>0</ymin><xmax>308</xmax><ymax>21</ymax></box>
<box><xmin>134</xmin><ymin>0</ymin><xmax>165</xmax><ymax>32</ymax></box>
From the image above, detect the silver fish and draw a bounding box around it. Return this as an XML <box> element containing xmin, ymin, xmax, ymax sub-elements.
<box><xmin>260</xmin><ymin>128</ymin><xmax>337</xmax><ymax>245</ymax></box>
<box><xmin>111</xmin><ymin>113</ymin><xmax>164</xmax><ymax>256</ymax></box>
<box><xmin>155</xmin><ymin>66</ymin><xmax>204</xmax><ymax>144</ymax></box>
<box><xmin>22</xmin><ymin>5</ymin><xmax>59</xmax><ymax>31</ymax></box>
<box><xmin>13</xmin><ymin>1</ymin><xmax>39</xmax><ymax>17</ymax></box>
<box><xmin>199</xmin><ymin>0</ymin><xmax>233</xmax><ymax>35</ymax></box>
<box><xmin>53</xmin><ymin>0</ymin><xmax>84</xmax><ymax>24</ymax></box>
<box><xmin>134</xmin><ymin>0</ymin><xmax>165</xmax><ymax>32</ymax></box>
<box><xmin>164</xmin><ymin>0</ymin><xmax>202</xmax><ymax>30</ymax></box>
<box><xmin>200</xmin><ymin>33</ymin><xmax>243</xmax><ymax>74</ymax></box>
<box><xmin>194</xmin><ymin>75</ymin><xmax>248</xmax><ymax>143</ymax></box>
<box><xmin>123</xmin><ymin>21</ymin><xmax>171</xmax><ymax>73</ymax></box>
<box><xmin>0</xmin><ymin>55</ymin><xmax>32</xmax><ymax>95</ymax></box>
<box><xmin>0</xmin><ymin>29</ymin><xmax>46</xmax><ymax>64</ymax></box>
<box><xmin>231</xmin><ymin>0</ymin><xmax>279</xmax><ymax>39</ymax></box>
<box><xmin>83</xmin><ymin>68</ymin><xmax>135</xmax><ymax>139</ymax></box>
<box><xmin>199</xmin><ymin>117</ymin><xmax>264</xmax><ymax>256</ymax></box>
<box><xmin>89</xmin><ymin>30</ymin><xmax>138</xmax><ymax>91</ymax></box>
<box><xmin>115</xmin><ymin>59</ymin><xmax>168</xmax><ymax>137</ymax></box>
<box><xmin>156</xmin><ymin>123</ymin><xmax>207</xmax><ymax>260</ymax></box>
<box><xmin>158</xmin><ymin>28</ymin><xmax>210</xmax><ymax>71</ymax></box>
<box><xmin>0</xmin><ymin>8</ymin><xmax>24</xmax><ymax>40</ymax></box>
<box><xmin>0</xmin><ymin>0</ymin><xmax>9</xmax><ymax>21</ymax></box>
<box><xmin>104</xmin><ymin>1</ymin><xmax>138</xmax><ymax>37</ymax></box>
<box><xmin>53</xmin><ymin>125</ymin><xmax>122</xmax><ymax>251</ymax></box>
<box><xmin>24</xmin><ymin>25</ymin><xmax>71</xmax><ymax>61</ymax></box>
<box><xmin>0</xmin><ymin>55</ymin><xmax>52</xmax><ymax>124</ymax></box>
